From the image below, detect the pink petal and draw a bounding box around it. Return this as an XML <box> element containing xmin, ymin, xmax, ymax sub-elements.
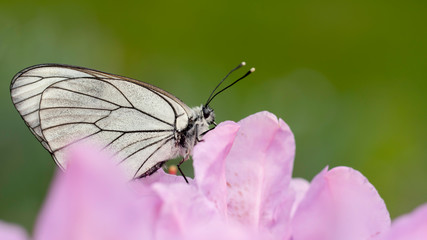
<box><xmin>289</xmin><ymin>178</ymin><xmax>310</xmax><ymax>218</ymax></box>
<box><xmin>152</xmin><ymin>183</ymin><xmax>219</xmax><ymax>239</ymax></box>
<box><xmin>194</xmin><ymin>111</ymin><xmax>296</xmax><ymax>238</ymax></box>
<box><xmin>292</xmin><ymin>167</ymin><xmax>391</xmax><ymax>240</ymax></box>
<box><xmin>226</xmin><ymin>112</ymin><xmax>295</xmax><ymax>237</ymax></box>
<box><xmin>0</xmin><ymin>220</ymin><xmax>28</xmax><ymax>240</ymax></box>
<box><xmin>34</xmin><ymin>144</ymin><xmax>155</xmax><ymax>240</ymax></box>
<box><xmin>151</xmin><ymin>182</ymin><xmax>256</xmax><ymax>240</ymax></box>
<box><xmin>193</xmin><ymin>121</ymin><xmax>240</xmax><ymax>216</ymax></box>
<box><xmin>384</xmin><ymin>203</ymin><xmax>427</xmax><ymax>240</ymax></box>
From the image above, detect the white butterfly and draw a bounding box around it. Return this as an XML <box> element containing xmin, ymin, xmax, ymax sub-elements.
<box><xmin>10</xmin><ymin>63</ymin><xmax>254</xmax><ymax>181</ymax></box>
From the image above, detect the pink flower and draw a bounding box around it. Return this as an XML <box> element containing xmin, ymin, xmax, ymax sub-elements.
<box><xmin>1</xmin><ymin>111</ymin><xmax>426</xmax><ymax>240</ymax></box>
<box><xmin>0</xmin><ymin>220</ymin><xmax>28</xmax><ymax>240</ymax></box>
<box><xmin>384</xmin><ymin>203</ymin><xmax>427</xmax><ymax>240</ymax></box>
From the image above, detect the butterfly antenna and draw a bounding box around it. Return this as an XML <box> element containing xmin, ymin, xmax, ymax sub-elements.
<box><xmin>205</xmin><ymin>67</ymin><xmax>255</xmax><ymax>106</ymax></box>
<box><xmin>205</xmin><ymin>62</ymin><xmax>246</xmax><ymax>106</ymax></box>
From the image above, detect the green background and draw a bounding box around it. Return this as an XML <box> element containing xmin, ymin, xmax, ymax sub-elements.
<box><xmin>1</xmin><ymin>0</ymin><xmax>426</xmax><ymax>233</ymax></box>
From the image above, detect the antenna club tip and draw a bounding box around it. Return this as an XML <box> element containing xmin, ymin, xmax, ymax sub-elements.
<box><xmin>241</xmin><ymin>62</ymin><xmax>246</xmax><ymax>66</ymax></box>
<box><xmin>250</xmin><ymin>67</ymin><xmax>256</xmax><ymax>72</ymax></box>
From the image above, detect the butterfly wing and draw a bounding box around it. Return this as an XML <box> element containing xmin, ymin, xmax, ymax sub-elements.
<box><xmin>10</xmin><ymin>64</ymin><xmax>191</xmax><ymax>179</ymax></box>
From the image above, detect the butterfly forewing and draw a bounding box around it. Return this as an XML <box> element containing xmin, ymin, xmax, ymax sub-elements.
<box><xmin>10</xmin><ymin>64</ymin><xmax>191</xmax><ymax>179</ymax></box>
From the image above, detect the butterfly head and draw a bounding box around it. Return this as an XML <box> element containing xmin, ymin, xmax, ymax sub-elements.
<box><xmin>202</xmin><ymin>105</ymin><xmax>215</xmax><ymax>125</ymax></box>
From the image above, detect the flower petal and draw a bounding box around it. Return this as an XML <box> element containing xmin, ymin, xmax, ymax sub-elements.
<box><xmin>148</xmin><ymin>182</ymin><xmax>256</xmax><ymax>240</ymax></box>
<box><xmin>289</xmin><ymin>178</ymin><xmax>310</xmax><ymax>218</ymax></box>
<box><xmin>225</xmin><ymin>112</ymin><xmax>295</xmax><ymax>237</ymax></box>
<box><xmin>194</xmin><ymin>112</ymin><xmax>296</xmax><ymax>238</ymax></box>
<box><xmin>292</xmin><ymin>167</ymin><xmax>391</xmax><ymax>240</ymax></box>
<box><xmin>153</xmin><ymin>183</ymin><xmax>221</xmax><ymax>239</ymax></box>
<box><xmin>384</xmin><ymin>203</ymin><xmax>427</xmax><ymax>240</ymax></box>
<box><xmin>0</xmin><ymin>220</ymin><xmax>28</xmax><ymax>240</ymax></box>
<box><xmin>33</xmin><ymin>144</ymin><xmax>155</xmax><ymax>240</ymax></box>
<box><xmin>193</xmin><ymin>121</ymin><xmax>240</xmax><ymax>216</ymax></box>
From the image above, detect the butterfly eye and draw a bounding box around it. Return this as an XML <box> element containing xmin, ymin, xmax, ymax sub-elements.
<box><xmin>203</xmin><ymin>107</ymin><xmax>211</xmax><ymax>119</ymax></box>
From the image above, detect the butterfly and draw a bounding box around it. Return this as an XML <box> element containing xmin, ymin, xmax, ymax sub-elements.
<box><xmin>10</xmin><ymin>63</ymin><xmax>254</xmax><ymax>182</ymax></box>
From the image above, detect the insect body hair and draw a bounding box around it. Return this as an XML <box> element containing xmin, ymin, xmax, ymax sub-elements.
<box><xmin>177</xmin><ymin>105</ymin><xmax>214</xmax><ymax>157</ymax></box>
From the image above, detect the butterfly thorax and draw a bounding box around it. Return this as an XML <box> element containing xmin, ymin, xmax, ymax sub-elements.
<box><xmin>176</xmin><ymin>105</ymin><xmax>215</xmax><ymax>157</ymax></box>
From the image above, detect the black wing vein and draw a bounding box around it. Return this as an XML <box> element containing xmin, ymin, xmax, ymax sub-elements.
<box><xmin>133</xmin><ymin>136</ymin><xmax>174</xmax><ymax>178</ymax></box>
<box><xmin>53</xmin><ymin>130</ymin><xmax>103</xmax><ymax>153</ymax></box>
<box><xmin>115</xmin><ymin>134</ymin><xmax>169</xmax><ymax>156</ymax></box>
<box><xmin>120</xmin><ymin>135</ymin><xmax>173</xmax><ymax>164</ymax></box>
<box><xmin>102</xmin><ymin>132</ymin><xmax>126</xmax><ymax>150</ymax></box>
<box><xmin>48</xmin><ymin>86</ymin><xmax>122</xmax><ymax>107</ymax></box>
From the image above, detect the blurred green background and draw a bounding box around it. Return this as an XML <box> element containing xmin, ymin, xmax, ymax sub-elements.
<box><xmin>1</xmin><ymin>0</ymin><xmax>426</xmax><ymax>232</ymax></box>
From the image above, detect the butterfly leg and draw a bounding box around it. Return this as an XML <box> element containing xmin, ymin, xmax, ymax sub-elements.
<box><xmin>195</xmin><ymin>126</ymin><xmax>204</xmax><ymax>143</ymax></box>
<box><xmin>199</xmin><ymin>126</ymin><xmax>216</xmax><ymax>141</ymax></box>
<box><xmin>200</xmin><ymin>128</ymin><xmax>213</xmax><ymax>137</ymax></box>
<box><xmin>177</xmin><ymin>155</ymin><xmax>189</xmax><ymax>184</ymax></box>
